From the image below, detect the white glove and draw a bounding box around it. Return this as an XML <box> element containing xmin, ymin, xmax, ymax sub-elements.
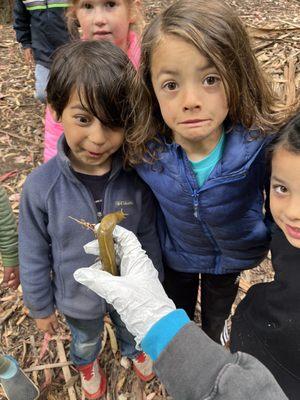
<box><xmin>74</xmin><ymin>225</ymin><xmax>176</xmax><ymax>346</ymax></box>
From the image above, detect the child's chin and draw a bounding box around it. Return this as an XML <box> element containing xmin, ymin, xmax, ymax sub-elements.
<box><xmin>286</xmin><ymin>237</ymin><xmax>300</xmax><ymax>249</ymax></box>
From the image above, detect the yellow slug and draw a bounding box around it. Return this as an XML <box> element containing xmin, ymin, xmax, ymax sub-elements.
<box><xmin>96</xmin><ymin>210</ymin><xmax>126</xmax><ymax>275</ymax></box>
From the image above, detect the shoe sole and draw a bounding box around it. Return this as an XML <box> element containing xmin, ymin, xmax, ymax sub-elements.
<box><xmin>132</xmin><ymin>365</ymin><xmax>156</xmax><ymax>382</ymax></box>
<box><xmin>82</xmin><ymin>367</ymin><xmax>107</xmax><ymax>399</ymax></box>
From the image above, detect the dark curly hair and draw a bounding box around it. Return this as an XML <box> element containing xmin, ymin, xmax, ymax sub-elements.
<box><xmin>46</xmin><ymin>40</ymin><xmax>135</xmax><ymax>130</ymax></box>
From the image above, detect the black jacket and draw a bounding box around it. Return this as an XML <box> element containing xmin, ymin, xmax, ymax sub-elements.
<box><xmin>231</xmin><ymin>224</ymin><xmax>300</xmax><ymax>398</ymax></box>
<box><xmin>13</xmin><ymin>0</ymin><xmax>70</xmax><ymax>68</ymax></box>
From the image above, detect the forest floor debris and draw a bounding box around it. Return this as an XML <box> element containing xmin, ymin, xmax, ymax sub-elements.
<box><xmin>0</xmin><ymin>0</ymin><xmax>299</xmax><ymax>398</ymax></box>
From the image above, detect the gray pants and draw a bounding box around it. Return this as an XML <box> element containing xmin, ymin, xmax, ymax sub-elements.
<box><xmin>35</xmin><ymin>63</ymin><xmax>49</xmax><ymax>103</ymax></box>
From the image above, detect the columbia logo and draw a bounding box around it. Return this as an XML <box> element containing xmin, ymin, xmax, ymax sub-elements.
<box><xmin>115</xmin><ymin>200</ymin><xmax>134</xmax><ymax>206</ymax></box>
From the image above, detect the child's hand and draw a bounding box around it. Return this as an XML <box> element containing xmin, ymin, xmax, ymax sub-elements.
<box><xmin>23</xmin><ymin>48</ymin><xmax>34</xmax><ymax>65</ymax></box>
<box><xmin>35</xmin><ymin>313</ymin><xmax>59</xmax><ymax>336</ymax></box>
<box><xmin>1</xmin><ymin>267</ymin><xmax>20</xmax><ymax>290</ymax></box>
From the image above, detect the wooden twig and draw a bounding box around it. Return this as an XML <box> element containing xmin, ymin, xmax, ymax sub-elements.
<box><xmin>278</xmin><ymin>19</ymin><xmax>300</xmax><ymax>29</ymax></box>
<box><xmin>284</xmin><ymin>57</ymin><xmax>297</xmax><ymax>105</ymax></box>
<box><xmin>24</xmin><ymin>361</ymin><xmax>72</xmax><ymax>373</ymax></box>
<box><xmin>0</xmin><ymin>299</ymin><xmax>20</xmax><ymax>324</ymax></box>
<box><xmin>29</xmin><ymin>335</ymin><xmax>39</xmax><ymax>385</ymax></box>
<box><xmin>0</xmin><ymin>128</ymin><xmax>44</xmax><ymax>147</ymax></box>
<box><xmin>56</xmin><ymin>338</ymin><xmax>77</xmax><ymax>400</ymax></box>
<box><xmin>68</xmin><ymin>216</ymin><xmax>95</xmax><ymax>232</ymax></box>
<box><xmin>0</xmin><ymin>169</ymin><xmax>18</xmax><ymax>183</ymax></box>
<box><xmin>246</xmin><ymin>23</ymin><xmax>300</xmax><ymax>31</ymax></box>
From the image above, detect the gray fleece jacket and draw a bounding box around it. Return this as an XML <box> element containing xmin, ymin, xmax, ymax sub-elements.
<box><xmin>154</xmin><ymin>323</ymin><xmax>287</xmax><ymax>400</ymax></box>
<box><xmin>19</xmin><ymin>136</ymin><xmax>163</xmax><ymax>319</ymax></box>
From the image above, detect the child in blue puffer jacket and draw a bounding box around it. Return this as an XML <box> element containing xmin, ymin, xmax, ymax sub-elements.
<box><xmin>125</xmin><ymin>0</ymin><xmax>285</xmax><ymax>343</ymax></box>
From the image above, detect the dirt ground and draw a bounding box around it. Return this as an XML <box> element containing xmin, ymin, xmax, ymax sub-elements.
<box><xmin>0</xmin><ymin>0</ymin><xmax>299</xmax><ymax>399</ymax></box>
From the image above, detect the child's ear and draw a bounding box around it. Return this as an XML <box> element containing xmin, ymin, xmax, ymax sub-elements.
<box><xmin>48</xmin><ymin>105</ymin><xmax>60</xmax><ymax>122</ymax></box>
<box><xmin>68</xmin><ymin>7</ymin><xmax>81</xmax><ymax>38</ymax></box>
<box><xmin>129</xmin><ymin>0</ymin><xmax>142</xmax><ymax>24</ymax></box>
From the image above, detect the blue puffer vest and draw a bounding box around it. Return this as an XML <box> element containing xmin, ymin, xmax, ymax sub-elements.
<box><xmin>136</xmin><ymin>125</ymin><xmax>271</xmax><ymax>274</ymax></box>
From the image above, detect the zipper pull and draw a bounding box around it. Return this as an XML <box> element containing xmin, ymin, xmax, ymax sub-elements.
<box><xmin>192</xmin><ymin>191</ymin><xmax>198</xmax><ymax>218</ymax></box>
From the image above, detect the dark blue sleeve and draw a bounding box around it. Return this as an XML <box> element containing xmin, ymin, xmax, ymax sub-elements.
<box><xmin>13</xmin><ymin>0</ymin><xmax>32</xmax><ymax>48</ymax></box>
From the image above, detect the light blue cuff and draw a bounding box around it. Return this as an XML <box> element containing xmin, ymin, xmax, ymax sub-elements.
<box><xmin>141</xmin><ymin>309</ymin><xmax>190</xmax><ymax>361</ymax></box>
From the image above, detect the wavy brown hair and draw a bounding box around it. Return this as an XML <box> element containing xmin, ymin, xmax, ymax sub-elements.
<box><xmin>126</xmin><ymin>0</ymin><xmax>287</xmax><ymax>165</ymax></box>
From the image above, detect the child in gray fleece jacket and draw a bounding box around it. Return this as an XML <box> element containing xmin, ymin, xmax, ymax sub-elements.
<box><xmin>19</xmin><ymin>40</ymin><xmax>163</xmax><ymax>400</ymax></box>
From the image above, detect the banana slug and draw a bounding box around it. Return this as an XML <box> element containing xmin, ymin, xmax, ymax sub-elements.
<box><xmin>96</xmin><ymin>210</ymin><xmax>126</xmax><ymax>275</ymax></box>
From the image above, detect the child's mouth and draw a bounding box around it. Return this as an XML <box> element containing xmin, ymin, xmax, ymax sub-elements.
<box><xmin>285</xmin><ymin>224</ymin><xmax>300</xmax><ymax>240</ymax></box>
<box><xmin>93</xmin><ymin>31</ymin><xmax>112</xmax><ymax>39</ymax></box>
<box><xmin>180</xmin><ymin>119</ymin><xmax>211</xmax><ymax>127</ymax></box>
<box><xmin>87</xmin><ymin>151</ymin><xmax>102</xmax><ymax>158</ymax></box>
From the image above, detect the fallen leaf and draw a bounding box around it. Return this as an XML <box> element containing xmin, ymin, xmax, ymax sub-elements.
<box><xmin>0</xmin><ymin>170</ymin><xmax>18</xmax><ymax>182</ymax></box>
<box><xmin>105</xmin><ymin>321</ymin><xmax>119</xmax><ymax>355</ymax></box>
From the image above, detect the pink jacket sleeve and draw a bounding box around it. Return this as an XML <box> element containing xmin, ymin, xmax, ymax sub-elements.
<box><xmin>43</xmin><ymin>107</ymin><xmax>64</xmax><ymax>162</ymax></box>
<box><xmin>127</xmin><ymin>30</ymin><xmax>141</xmax><ymax>69</ymax></box>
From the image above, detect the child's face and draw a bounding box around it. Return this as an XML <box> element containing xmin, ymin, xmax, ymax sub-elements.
<box><xmin>270</xmin><ymin>146</ymin><xmax>300</xmax><ymax>248</ymax></box>
<box><xmin>75</xmin><ymin>0</ymin><xmax>133</xmax><ymax>51</ymax></box>
<box><xmin>150</xmin><ymin>35</ymin><xmax>228</xmax><ymax>161</ymax></box>
<box><xmin>56</xmin><ymin>90</ymin><xmax>124</xmax><ymax>175</ymax></box>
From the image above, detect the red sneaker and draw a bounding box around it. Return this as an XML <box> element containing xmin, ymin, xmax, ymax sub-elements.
<box><xmin>77</xmin><ymin>359</ymin><xmax>106</xmax><ymax>399</ymax></box>
<box><xmin>132</xmin><ymin>352</ymin><xmax>155</xmax><ymax>382</ymax></box>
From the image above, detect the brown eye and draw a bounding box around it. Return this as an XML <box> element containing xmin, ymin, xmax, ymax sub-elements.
<box><xmin>163</xmin><ymin>81</ymin><xmax>177</xmax><ymax>91</ymax></box>
<box><xmin>273</xmin><ymin>184</ymin><xmax>288</xmax><ymax>194</ymax></box>
<box><xmin>105</xmin><ymin>1</ymin><xmax>116</xmax><ymax>7</ymax></box>
<box><xmin>75</xmin><ymin>115</ymin><xmax>90</xmax><ymax>125</ymax></box>
<box><xmin>83</xmin><ymin>2</ymin><xmax>93</xmax><ymax>9</ymax></box>
<box><xmin>203</xmin><ymin>76</ymin><xmax>220</xmax><ymax>86</ymax></box>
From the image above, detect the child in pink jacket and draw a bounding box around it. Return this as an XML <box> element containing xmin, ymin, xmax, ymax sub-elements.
<box><xmin>43</xmin><ymin>0</ymin><xmax>142</xmax><ymax>162</ymax></box>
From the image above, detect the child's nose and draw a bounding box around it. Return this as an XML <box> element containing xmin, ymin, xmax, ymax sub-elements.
<box><xmin>182</xmin><ymin>89</ymin><xmax>202</xmax><ymax>111</ymax></box>
<box><xmin>94</xmin><ymin>8</ymin><xmax>107</xmax><ymax>25</ymax></box>
<box><xmin>89</xmin><ymin>125</ymin><xmax>107</xmax><ymax>146</ymax></box>
<box><xmin>285</xmin><ymin>197</ymin><xmax>300</xmax><ymax>222</ymax></box>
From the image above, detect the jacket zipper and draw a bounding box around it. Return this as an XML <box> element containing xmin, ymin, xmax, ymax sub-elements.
<box><xmin>180</xmin><ymin>149</ymin><xmax>247</xmax><ymax>273</ymax></box>
<box><xmin>102</xmin><ymin>164</ymin><xmax>120</xmax><ymax>217</ymax></box>
<box><xmin>192</xmin><ymin>190</ymin><xmax>199</xmax><ymax>218</ymax></box>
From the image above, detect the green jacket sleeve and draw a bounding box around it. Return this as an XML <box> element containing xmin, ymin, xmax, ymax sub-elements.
<box><xmin>0</xmin><ymin>186</ymin><xmax>19</xmax><ymax>268</ymax></box>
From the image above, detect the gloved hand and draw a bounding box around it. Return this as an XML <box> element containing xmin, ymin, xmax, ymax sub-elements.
<box><xmin>74</xmin><ymin>225</ymin><xmax>175</xmax><ymax>346</ymax></box>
